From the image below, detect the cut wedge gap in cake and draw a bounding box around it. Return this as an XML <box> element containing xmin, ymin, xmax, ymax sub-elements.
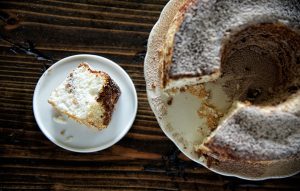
<box><xmin>194</xmin><ymin>23</ymin><xmax>300</xmax><ymax>165</ymax></box>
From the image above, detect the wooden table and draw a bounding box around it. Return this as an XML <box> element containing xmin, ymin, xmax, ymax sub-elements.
<box><xmin>0</xmin><ymin>1</ymin><xmax>299</xmax><ymax>190</ymax></box>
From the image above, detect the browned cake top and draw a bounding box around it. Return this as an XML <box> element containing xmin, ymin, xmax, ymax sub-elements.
<box><xmin>97</xmin><ymin>75</ymin><xmax>121</xmax><ymax>125</ymax></box>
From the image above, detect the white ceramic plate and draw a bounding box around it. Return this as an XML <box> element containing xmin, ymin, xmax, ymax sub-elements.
<box><xmin>33</xmin><ymin>54</ymin><xmax>137</xmax><ymax>152</ymax></box>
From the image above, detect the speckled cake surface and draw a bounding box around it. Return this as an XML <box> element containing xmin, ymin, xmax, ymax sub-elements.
<box><xmin>203</xmin><ymin>103</ymin><xmax>300</xmax><ymax>161</ymax></box>
<box><xmin>144</xmin><ymin>0</ymin><xmax>300</xmax><ymax>180</ymax></box>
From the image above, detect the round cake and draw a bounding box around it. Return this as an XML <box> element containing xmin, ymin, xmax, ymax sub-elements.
<box><xmin>145</xmin><ymin>0</ymin><xmax>300</xmax><ymax>179</ymax></box>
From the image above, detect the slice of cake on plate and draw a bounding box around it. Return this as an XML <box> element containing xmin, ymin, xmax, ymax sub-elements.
<box><xmin>48</xmin><ymin>63</ymin><xmax>121</xmax><ymax>129</ymax></box>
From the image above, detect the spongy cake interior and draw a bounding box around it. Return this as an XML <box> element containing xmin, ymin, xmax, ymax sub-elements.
<box><xmin>49</xmin><ymin>64</ymin><xmax>106</xmax><ymax>123</ymax></box>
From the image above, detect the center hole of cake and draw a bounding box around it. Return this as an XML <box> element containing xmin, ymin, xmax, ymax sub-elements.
<box><xmin>220</xmin><ymin>23</ymin><xmax>300</xmax><ymax>105</ymax></box>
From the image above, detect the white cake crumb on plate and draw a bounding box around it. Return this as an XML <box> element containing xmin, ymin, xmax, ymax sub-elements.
<box><xmin>33</xmin><ymin>54</ymin><xmax>137</xmax><ymax>153</ymax></box>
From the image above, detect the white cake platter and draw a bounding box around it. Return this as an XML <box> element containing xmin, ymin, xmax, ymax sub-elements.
<box><xmin>144</xmin><ymin>0</ymin><xmax>299</xmax><ymax>180</ymax></box>
<box><xmin>33</xmin><ymin>54</ymin><xmax>137</xmax><ymax>153</ymax></box>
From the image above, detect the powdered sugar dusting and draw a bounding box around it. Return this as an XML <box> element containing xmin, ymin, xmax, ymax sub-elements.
<box><xmin>210</xmin><ymin>105</ymin><xmax>300</xmax><ymax>161</ymax></box>
<box><xmin>170</xmin><ymin>0</ymin><xmax>300</xmax><ymax>77</ymax></box>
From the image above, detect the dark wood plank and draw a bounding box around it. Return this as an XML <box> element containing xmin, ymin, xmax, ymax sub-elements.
<box><xmin>0</xmin><ymin>0</ymin><xmax>300</xmax><ymax>190</ymax></box>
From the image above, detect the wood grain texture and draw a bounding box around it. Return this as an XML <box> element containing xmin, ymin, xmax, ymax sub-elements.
<box><xmin>0</xmin><ymin>0</ymin><xmax>299</xmax><ymax>190</ymax></box>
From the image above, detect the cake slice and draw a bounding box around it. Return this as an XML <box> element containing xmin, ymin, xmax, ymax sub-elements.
<box><xmin>48</xmin><ymin>63</ymin><xmax>121</xmax><ymax>129</ymax></box>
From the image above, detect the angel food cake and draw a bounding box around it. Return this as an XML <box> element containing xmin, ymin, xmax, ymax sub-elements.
<box><xmin>48</xmin><ymin>63</ymin><xmax>121</xmax><ymax>129</ymax></box>
<box><xmin>145</xmin><ymin>0</ymin><xmax>300</xmax><ymax>178</ymax></box>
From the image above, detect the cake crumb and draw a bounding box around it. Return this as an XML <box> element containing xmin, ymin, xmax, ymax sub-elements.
<box><xmin>60</xmin><ymin>129</ymin><xmax>66</xmax><ymax>135</ymax></box>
